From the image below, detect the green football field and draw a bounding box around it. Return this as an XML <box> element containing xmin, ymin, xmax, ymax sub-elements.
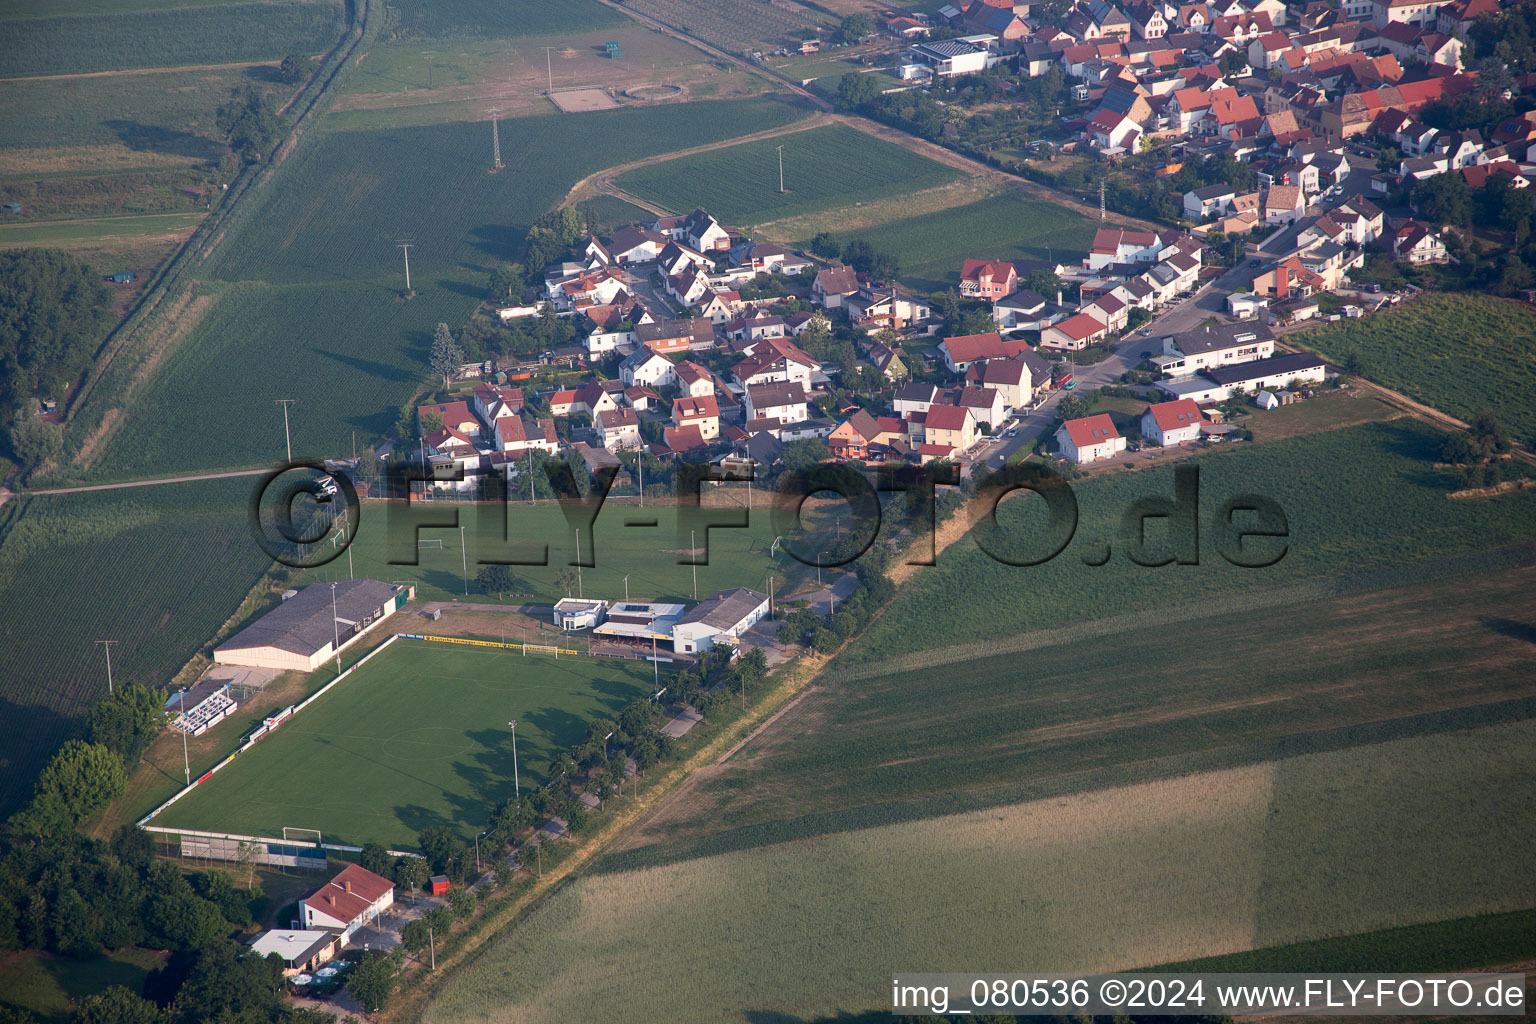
<box><xmin>152</xmin><ymin>639</ymin><xmax>663</xmax><ymax>849</ymax></box>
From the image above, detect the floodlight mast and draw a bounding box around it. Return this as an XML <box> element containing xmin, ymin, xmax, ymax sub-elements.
<box><xmin>96</xmin><ymin>640</ymin><xmax>117</xmax><ymax>694</ymax></box>
<box><xmin>489</xmin><ymin>108</ymin><xmax>504</xmax><ymax>171</ymax></box>
<box><xmin>508</xmin><ymin>721</ymin><xmax>520</xmax><ymax>797</ymax></box>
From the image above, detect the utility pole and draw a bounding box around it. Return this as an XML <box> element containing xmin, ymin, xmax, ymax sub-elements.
<box><xmin>508</xmin><ymin>720</ymin><xmax>519</xmax><ymax>798</ymax></box>
<box><xmin>460</xmin><ymin>525</ymin><xmax>468</xmax><ymax>595</ymax></box>
<box><xmin>543</xmin><ymin>46</ymin><xmax>555</xmax><ymax>94</ymax></box>
<box><xmin>95</xmin><ymin>641</ymin><xmax>116</xmax><ymax>696</ymax></box>
<box><xmin>690</xmin><ymin>529</ymin><xmax>697</xmax><ymax>600</ymax></box>
<box><xmin>179</xmin><ymin>689</ymin><xmax>190</xmax><ymax>785</ymax></box>
<box><xmin>396</xmin><ymin>241</ymin><xmax>414</xmax><ymax>292</ymax></box>
<box><xmin>776</xmin><ymin>144</ymin><xmax>785</xmax><ymax>194</ymax></box>
<box><xmin>1099</xmin><ymin>178</ymin><xmax>1106</xmax><ymax>221</ymax></box>
<box><xmin>488</xmin><ymin>108</ymin><xmax>504</xmax><ymax>171</ymax></box>
<box><xmin>422</xmin><ymin>51</ymin><xmax>435</xmax><ymax>88</ymax></box>
<box><xmin>275</xmin><ymin>400</ymin><xmax>295</xmax><ymax>462</ymax></box>
<box><xmin>330</xmin><ymin>582</ymin><xmax>342</xmax><ymax>675</ymax></box>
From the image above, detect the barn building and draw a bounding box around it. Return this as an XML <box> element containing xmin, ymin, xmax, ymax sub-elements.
<box><xmin>213</xmin><ymin>580</ymin><xmax>414</xmax><ymax>671</ymax></box>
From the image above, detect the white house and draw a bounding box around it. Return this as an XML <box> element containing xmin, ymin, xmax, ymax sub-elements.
<box><xmin>1152</xmin><ymin>321</ymin><xmax>1275</xmax><ymax>376</ymax></box>
<box><xmin>745</xmin><ymin>381</ymin><xmax>810</xmax><ymax>424</ymax></box>
<box><xmin>301</xmin><ymin>865</ymin><xmax>394</xmax><ymax>946</ymax></box>
<box><xmin>670</xmin><ymin>587</ymin><xmax>769</xmax><ymax>653</ymax></box>
<box><xmin>1140</xmin><ymin>398</ymin><xmax>1204</xmax><ymax>446</ymax></box>
<box><xmin>1056</xmin><ymin>413</ymin><xmax>1126</xmax><ymax>463</ymax></box>
<box><xmin>619</xmin><ymin>349</ymin><xmax>675</xmax><ymax>389</ymax></box>
<box><xmin>596</xmin><ymin>407</ymin><xmax>642</xmax><ymax>450</ymax></box>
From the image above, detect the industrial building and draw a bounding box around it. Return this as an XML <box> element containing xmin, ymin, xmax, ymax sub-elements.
<box><xmin>552</xmin><ymin>588</ymin><xmax>770</xmax><ymax>654</ymax></box>
<box><xmin>671</xmin><ymin>588</ymin><xmax>770</xmax><ymax>653</ymax></box>
<box><xmin>213</xmin><ymin>580</ymin><xmax>414</xmax><ymax>672</ymax></box>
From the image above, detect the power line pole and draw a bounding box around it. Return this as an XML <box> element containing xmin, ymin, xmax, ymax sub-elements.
<box><xmin>543</xmin><ymin>46</ymin><xmax>555</xmax><ymax>94</ymax></box>
<box><xmin>95</xmin><ymin>641</ymin><xmax>116</xmax><ymax>696</ymax></box>
<box><xmin>690</xmin><ymin>529</ymin><xmax>697</xmax><ymax>600</ymax></box>
<box><xmin>776</xmin><ymin>144</ymin><xmax>785</xmax><ymax>194</ymax></box>
<box><xmin>179</xmin><ymin>689</ymin><xmax>190</xmax><ymax>785</ymax></box>
<box><xmin>330</xmin><ymin>582</ymin><xmax>342</xmax><ymax>675</ymax></box>
<box><xmin>396</xmin><ymin>241</ymin><xmax>414</xmax><ymax>292</ymax></box>
<box><xmin>507</xmin><ymin>721</ymin><xmax>519</xmax><ymax>798</ymax></box>
<box><xmin>422</xmin><ymin>51</ymin><xmax>435</xmax><ymax>88</ymax></box>
<box><xmin>1099</xmin><ymin>178</ymin><xmax>1106</xmax><ymax>221</ymax></box>
<box><xmin>274</xmin><ymin>400</ymin><xmax>294</xmax><ymax>462</ymax></box>
<box><xmin>460</xmin><ymin>525</ymin><xmax>468</xmax><ymax>595</ymax></box>
<box><xmin>488</xmin><ymin>107</ymin><xmax>504</xmax><ymax>171</ymax></box>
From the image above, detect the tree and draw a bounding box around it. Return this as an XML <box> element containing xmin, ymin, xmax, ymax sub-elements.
<box><xmin>11</xmin><ymin>740</ymin><xmax>126</xmax><ymax>836</ymax></box>
<box><xmin>809</xmin><ymin>232</ymin><xmax>840</xmax><ymax>258</ymax></box>
<box><xmin>215</xmin><ymin>86</ymin><xmax>279</xmax><ymax>162</ymax></box>
<box><xmin>86</xmin><ymin>683</ymin><xmax>163</xmax><ymax>766</ymax></box>
<box><xmin>348</xmin><ymin>951</ymin><xmax>401</xmax><ymax>1013</ymax></box>
<box><xmin>417</xmin><ymin>826</ymin><xmax>464</xmax><ymax>876</ymax></box>
<box><xmin>810</xmin><ymin>627</ymin><xmax>838</xmax><ymax>654</ymax></box>
<box><xmin>446</xmin><ymin>887</ymin><xmax>477</xmax><ymax>917</ymax></box>
<box><xmin>834</xmin><ymin>71</ymin><xmax>881</xmax><ymax>112</ymax></box>
<box><xmin>488</xmin><ymin>262</ymin><xmax>526</xmax><ymax>303</ymax></box>
<box><xmin>393</xmin><ymin>855</ymin><xmax>429</xmax><ymax>893</ymax></box>
<box><xmin>279</xmin><ymin>52</ymin><xmax>308</xmax><ymax>84</ymax></box>
<box><xmin>0</xmin><ymin>250</ymin><xmax>113</xmax><ymax>421</ymax></box>
<box><xmin>9</xmin><ymin>409</ymin><xmax>62</xmax><ymax>475</ymax></box>
<box><xmin>476</xmin><ymin>564</ymin><xmax>516</xmax><ymax>598</ymax></box>
<box><xmin>400</xmin><ymin>917</ymin><xmax>430</xmax><ymax>954</ymax></box>
<box><xmin>360</xmin><ymin>842</ymin><xmax>393</xmax><ymax>877</ymax></box>
<box><xmin>836</xmin><ymin>12</ymin><xmax>875</xmax><ymax>41</ymax></box>
<box><xmin>429</xmin><ymin>323</ymin><xmax>463</xmax><ymax>387</ymax></box>
<box><xmin>1472</xmin><ymin>410</ymin><xmax>1513</xmax><ymax>452</ymax></box>
<box><xmin>1026</xmin><ymin>268</ymin><xmax>1063</xmax><ymax>299</ymax></box>
<box><xmin>75</xmin><ymin>987</ymin><xmax>164</xmax><ymax>1024</ymax></box>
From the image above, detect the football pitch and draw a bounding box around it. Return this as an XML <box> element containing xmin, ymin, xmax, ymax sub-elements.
<box><xmin>152</xmin><ymin>639</ymin><xmax>662</xmax><ymax>850</ymax></box>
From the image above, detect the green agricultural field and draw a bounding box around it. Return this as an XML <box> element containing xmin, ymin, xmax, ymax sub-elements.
<box><xmin>1291</xmin><ymin>293</ymin><xmax>1536</xmax><ymax>444</ymax></box>
<box><xmin>0</xmin><ymin>212</ymin><xmax>207</xmax><ymax>248</ymax></box>
<box><xmin>0</xmin><ymin>1</ymin><xmax>347</xmax><ymax>78</ymax></box>
<box><xmin>0</xmin><ymin>479</ymin><xmax>276</xmax><ymax>819</ymax></box>
<box><xmin>72</xmin><ymin>96</ymin><xmax>812</xmax><ymax>478</ymax></box>
<box><xmin>614</xmin><ymin>124</ymin><xmax>963</xmax><ymax>226</ymax></box>
<box><xmin>425</xmin><ymin>719</ymin><xmax>1536</xmax><ymax>1023</ymax></box>
<box><xmin>380</xmin><ymin>0</ymin><xmax>624</xmax><ymax>41</ymax></box>
<box><xmin>848</xmin><ymin>419</ymin><xmax>1536</xmax><ymax>664</ymax></box>
<box><xmin>303</xmin><ymin>495</ymin><xmax>814</xmax><ymax>606</ymax></box>
<box><xmin>152</xmin><ymin>639</ymin><xmax>663</xmax><ymax>848</ymax></box>
<box><xmin>807</xmin><ymin>187</ymin><xmax>1101</xmax><ymax>293</ymax></box>
<box><xmin>606</xmin><ymin>553</ymin><xmax>1536</xmax><ymax>858</ymax></box>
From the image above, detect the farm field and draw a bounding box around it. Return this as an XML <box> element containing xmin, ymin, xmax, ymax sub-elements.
<box><xmin>379</xmin><ymin>0</ymin><xmax>624</xmax><ymax>41</ymax></box>
<box><xmin>0</xmin><ymin>1</ymin><xmax>346</xmax><ymax>78</ymax></box>
<box><xmin>69</xmin><ymin>96</ymin><xmax>813</xmax><ymax>478</ymax></box>
<box><xmin>624</xmin><ymin>0</ymin><xmax>832</xmax><ymax>55</ymax></box>
<box><xmin>608</xmin><ymin>554</ymin><xmax>1536</xmax><ymax>859</ymax></box>
<box><xmin>424</xmin><ymin>718</ymin><xmax>1536</xmax><ymax>1023</ymax></box>
<box><xmin>305</xmin><ymin>494</ymin><xmax>814</xmax><ymax>606</ymax></box>
<box><xmin>802</xmin><ymin>187</ymin><xmax>1102</xmax><ymax>293</ymax></box>
<box><xmin>151</xmin><ymin>639</ymin><xmax>664</xmax><ymax>848</ymax></box>
<box><xmin>614</xmin><ymin>124</ymin><xmax>963</xmax><ymax>226</ymax></box>
<box><xmin>845</xmin><ymin>418</ymin><xmax>1536</xmax><ymax>664</ymax></box>
<box><xmin>1291</xmin><ymin>293</ymin><xmax>1536</xmax><ymax>443</ymax></box>
<box><xmin>0</xmin><ymin>212</ymin><xmax>207</xmax><ymax>248</ymax></box>
<box><xmin>0</xmin><ymin>479</ymin><xmax>277</xmax><ymax>819</ymax></box>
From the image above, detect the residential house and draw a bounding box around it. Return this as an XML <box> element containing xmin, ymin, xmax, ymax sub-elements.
<box><xmin>619</xmin><ymin>349</ymin><xmax>675</xmax><ymax>389</ymax></box>
<box><xmin>1394</xmin><ymin>221</ymin><xmax>1448</xmax><ymax>262</ymax></box>
<box><xmin>993</xmin><ymin>288</ymin><xmax>1051</xmax><ymax>329</ymax></box>
<box><xmin>733</xmin><ymin>336</ymin><xmax>821</xmax><ymax>387</ymax></box>
<box><xmin>845</xmin><ymin>284</ymin><xmax>931</xmax><ymax>331</ymax></box>
<box><xmin>1040</xmin><ymin>311</ymin><xmax>1110</xmax><ymax>350</ymax></box>
<box><xmin>1152</xmin><ymin>321</ymin><xmax>1275</xmax><ymax>376</ymax></box>
<box><xmin>957</xmin><ymin>385</ymin><xmax>1009</xmax><ymax>430</ymax></box>
<box><xmin>812</xmin><ymin>265</ymin><xmax>863</xmax><ymax>308</ymax></box>
<box><xmin>471</xmin><ymin>384</ymin><xmax>524</xmax><ymax>429</ymax></box>
<box><xmin>301</xmin><ymin>865</ymin><xmax>394</xmax><ymax>945</ymax></box>
<box><xmin>892</xmin><ymin>381</ymin><xmax>941</xmax><ymax>417</ymax></box>
<box><xmin>959</xmin><ymin>258</ymin><xmax>1019</xmax><ymax>299</ymax></box>
<box><xmin>1082</xmin><ymin>292</ymin><xmax>1130</xmax><ymax>331</ymax></box>
<box><xmin>940</xmin><ymin>331</ymin><xmax>1029</xmax><ymax>372</ymax></box>
<box><xmin>745</xmin><ymin>381</ymin><xmax>810</xmax><ymax>424</ymax></box>
<box><xmin>652</xmin><ymin>208</ymin><xmax>731</xmax><ymax>252</ymax></box>
<box><xmin>418</xmin><ymin>400</ymin><xmax>481</xmax><ymax>439</ymax></box>
<box><xmin>1184</xmin><ymin>182</ymin><xmax>1239</xmax><ymax>219</ymax></box>
<box><xmin>671</xmin><ymin>393</ymin><xmax>720</xmax><ymax>440</ymax></box>
<box><xmin>596</xmin><ymin>407</ymin><xmax>641</xmax><ymax>450</ymax></box>
<box><xmin>1140</xmin><ymin>398</ymin><xmax>1204</xmax><ymax>445</ymax></box>
<box><xmin>983</xmin><ymin>351</ymin><xmax>1051</xmax><ymax>407</ymax></box>
<box><xmin>1263</xmin><ymin>183</ymin><xmax>1306</xmax><ymax>224</ymax></box>
<box><xmin>828</xmin><ymin>409</ymin><xmax>884</xmax><ymax>460</ymax></box>
<box><xmin>909</xmin><ymin>37</ymin><xmax>995</xmax><ymax>76</ymax></box>
<box><xmin>923</xmin><ymin>404</ymin><xmax>979</xmax><ymax>453</ymax></box>
<box><xmin>1086</xmin><ymin>226</ymin><xmax>1166</xmax><ymax>269</ymax></box>
<box><xmin>636</xmin><ymin>318</ymin><xmax>715</xmax><ymax>355</ymax></box>
<box><xmin>585</xmin><ymin>226</ymin><xmax>669</xmax><ymax>266</ymax></box>
<box><xmin>674</xmin><ymin>359</ymin><xmax>718</xmax><ymax>398</ymax></box>
<box><xmin>1055</xmin><ymin>413</ymin><xmax>1126</xmax><ymax>463</ymax></box>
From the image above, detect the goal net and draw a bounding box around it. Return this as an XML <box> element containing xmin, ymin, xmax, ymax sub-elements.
<box><xmin>417</xmin><ymin>538</ymin><xmax>445</xmax><ymax>550</ymax></box>
<box><xmin>282</xmin><ymin>826</ymin><xmax>323</xmax><ymax>847</ymax></box>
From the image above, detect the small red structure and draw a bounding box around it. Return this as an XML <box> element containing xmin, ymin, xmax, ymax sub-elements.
<box><xmin>429</xmin><ymin>874</ymin><xmax>450</xmax><ymax>897</ymax></box>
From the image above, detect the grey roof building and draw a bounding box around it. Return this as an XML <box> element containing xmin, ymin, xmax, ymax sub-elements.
<box><xmin>214</xmin><ymin>580</ymin><xmax>413</xmax><ymax>671</ymax></box>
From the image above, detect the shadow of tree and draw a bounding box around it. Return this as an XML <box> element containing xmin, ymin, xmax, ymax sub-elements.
<box><xmin>102</xmin><ymin>119</ymin><xmax>222</xmax><ymax>161</ymax></box>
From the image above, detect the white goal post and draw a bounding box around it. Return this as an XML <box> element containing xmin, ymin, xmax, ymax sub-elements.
<box><xmin>282</xmin><ymin>826</ymin><xmax>323</xmax><ymax>846</ymax></box>
<box><xmin>416</xmin><ymin>538</ymin><xmax>445</xmax><ymax>549</ymax></box>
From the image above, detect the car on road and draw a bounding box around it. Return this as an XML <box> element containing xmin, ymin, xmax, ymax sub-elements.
<box><xmin>1006</xmin><ymin>428</ymin><xmax>1018</xmax><ymax>437</ymax></box>
<box><xmin>1063</xmin><ymin>381</ymin><xmax>1076</xmax><ymax>390</ymax></box>
<box><xmin>1137</xmin><ymin>328</ymin><xmax>1150</xmax><ymax>336</ymax></box>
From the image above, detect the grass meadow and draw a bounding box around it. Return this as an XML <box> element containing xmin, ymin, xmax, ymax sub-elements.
<box><xmin>70</xmin><ymin>96</ymin><xmax>813</xmax><ymax>478</ymax></box>
<box><xmin>0</xmin><ymin>1</ymin><xmax>346</xmax><ymax>77</ymax></box>
<box><xmin>0</xmin><ymin>946</ymin><xmax>166</xmax><ymax>1024</ymax></box>
<box><xmin>1290</xmin><ymin>293</ymin><xmax>1536</xmax><ymax>443</ymax></box>
<box><xmin>614</xmin><ymin>124</ymin><xmax>964</xmax><ymax>226</ymax></box>
<box><xmin>424</xmin><ymin>718</ymin><xmax>1536</xmax><ymax>1023</ymax></box>
<box><xmin>0</xmin><ymin>479</ymin><xmax>276</xmax><ymax>819</ymax></box>
<box><xmin>380</xmin><ymin>0</ymin><xmax>624</xmax><ymax>41</ymax></box>
<box><xmin>152</xmin><ymin>639</ymin><xmax>662</xmax><ymax>847</ymax></box>
<box><xmin>303</xmin><ymin>494</ymin><xmax>813</xmax><ymax>606</ymax></box>
<box><xmin>804</xmin><ymin>187</ymin><xmax>1101</xmax><ymax>293</ymax></box>
<box><xmin>846</xmin><ymin>419</ymin><xmax>1536</xmax><ymax>664</ymax></box>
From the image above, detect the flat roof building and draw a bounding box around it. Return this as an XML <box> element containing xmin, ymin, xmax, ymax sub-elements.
<box><xmin>214</xmin><ymin>580</ymin><xmax>414</xmax><ymax>672</ymax></box>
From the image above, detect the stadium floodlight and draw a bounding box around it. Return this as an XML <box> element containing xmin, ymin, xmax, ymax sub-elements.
<box><xmin>330</xmin><ymin>583</ymin><xmax>342</xmax><ymax>674</ymax></box>
<box><xmin>622</xmin><ymin>574</ymin><xmax>630</xmax><ymax>601</ymax></box>
<box><xmin>507</xmin><ymin>720</ymin><xmax>520</xmax><ymax>798</ymax></box>
<box><xmin>95</xmin><ymin>640</ymin><xmax>117</xmax><ymax>695</ymax></box>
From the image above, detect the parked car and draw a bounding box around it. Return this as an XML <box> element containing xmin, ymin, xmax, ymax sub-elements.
<box><xmin>1063</xmin><ymin>381</ymin><xmax>1076</xmax><ymax>390</ymax></box>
